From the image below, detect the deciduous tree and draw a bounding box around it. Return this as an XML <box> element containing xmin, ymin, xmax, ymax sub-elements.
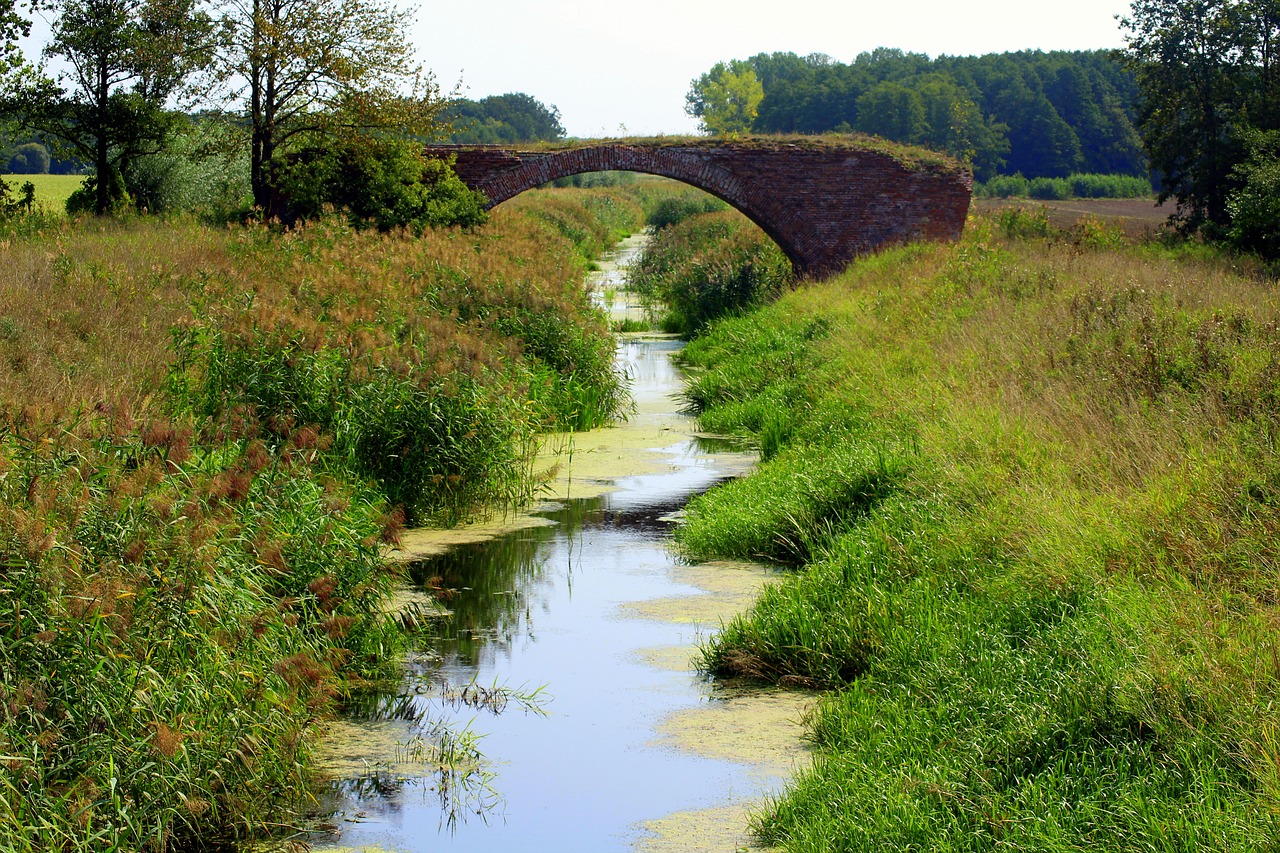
<box><xmin>686</xmin><ymin>60</ymin><xmax>764</xmax><ymax>136</ymax></box>
<box><xmin>214</xmin><ymin>0</ymin><xmax>438</xmax><ymax>212</ymax></box>
<box><xmin>11</xmin><ymin>0</ymin><xmax>216</xmax><ymax>213</ymax></box>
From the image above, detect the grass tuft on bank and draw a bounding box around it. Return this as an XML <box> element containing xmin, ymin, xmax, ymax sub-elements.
<box><xmin>675</xmin><ymin>210</ymin><xmax>1280</xmax><ymax>849</ymax></box>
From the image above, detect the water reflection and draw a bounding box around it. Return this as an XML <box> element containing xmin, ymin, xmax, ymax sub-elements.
<box><xmin>309</xmin><ymin>315</ymin><xmax>775</xmax><ymax>852</ymax></box>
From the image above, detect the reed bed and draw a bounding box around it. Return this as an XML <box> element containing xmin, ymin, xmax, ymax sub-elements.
<box><xmin>0</xmin><ymin>184</ymin><xmax>654</xmax><ymax>850</ymax></box>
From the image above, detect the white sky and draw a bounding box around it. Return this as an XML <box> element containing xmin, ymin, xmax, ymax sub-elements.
<box><xmin>415</xmin><ymin>0</ymin><xmax>1136</xmax><ymax>137</ymax></box>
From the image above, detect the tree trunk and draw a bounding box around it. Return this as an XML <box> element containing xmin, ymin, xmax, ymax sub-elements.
<box><xmin>95</xmin><ymin>51</ymin><xmax>110</xmax><ymax>215</ymax></box>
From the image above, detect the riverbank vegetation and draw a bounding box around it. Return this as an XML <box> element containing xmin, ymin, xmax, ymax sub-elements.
<box><xmin>628</xmin><ymin>207</ymin><xmax>791</xmax><ymax>335</ymax></box>
<box><xmin>0</xmin><ymin>183</ymin><xmax>651</xmax><ymax>849</ymax></box>
<box><xmin>674</xmin><ymin>207</ymin><xmax>1280</xmax><ymax>849</ymax></box>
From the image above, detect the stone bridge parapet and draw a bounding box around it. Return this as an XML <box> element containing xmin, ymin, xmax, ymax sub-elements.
<box><xmin>425</xmin><ymin>137</ymin><xmax>972</xmax><ymax>278</ymax></box>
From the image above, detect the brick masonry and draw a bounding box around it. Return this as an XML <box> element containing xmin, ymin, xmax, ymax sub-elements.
<box><xmin>424</xmin><ymin>140</ymin><xmax>973</xmax><ymax>278</ymax></box>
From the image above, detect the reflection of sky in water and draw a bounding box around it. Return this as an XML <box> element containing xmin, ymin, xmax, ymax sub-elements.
<box><xmin>309</xmin><ymin>336</ymin><xmax>775</xmax><ymax>853</ymax></box>
<box><xmin>589</xmin><ymin>234</ymin><xmax>650</xmax><ymax>326</ymax></box>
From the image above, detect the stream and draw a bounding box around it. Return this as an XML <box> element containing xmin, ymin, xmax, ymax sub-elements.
<box><xmin>306</xmin><ymin>236</ymin><xmax>809</xmax><ymax>852</ymax></box>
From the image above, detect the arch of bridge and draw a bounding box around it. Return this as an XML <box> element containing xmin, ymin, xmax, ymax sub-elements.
<box><xmin>428</xmin><ymin>139</ymin><xmax>972</xmax><ymax>277</ymax></box>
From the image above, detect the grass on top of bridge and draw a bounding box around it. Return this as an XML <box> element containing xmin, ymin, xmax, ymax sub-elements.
<box><xmin>445</xmin><ymin>132</ymin><xmax>963</xmax><ymax>173</ymax></box>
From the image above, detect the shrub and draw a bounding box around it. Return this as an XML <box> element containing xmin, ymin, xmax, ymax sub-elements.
<box><xmin>279</xmin><ymin>140</ymin><xmax>488</xmax><ymax>232</ymax></box>
<box><xmin>646</xmin><ymin>191</ymin><xmax>729</xmax><ymax>230</ymax></box>
<box><xmin>1028</xmin><ymin>176</ymin><xmax>1071</xmax><ymax>200</ymax></box>
<box><xmin>976</xmin><ymin>174</ymin><xmax>1030</xmax><ymax>198</ymax></box>
<box><xmin>1225</xmin><ymin>130</ymin><xmax>1280</xmax><ymax>261</ymax></box>
<box><xmin>65</xmin><ymin>170</ymin><xmax>131</xmax><ymax>215</ymax></box>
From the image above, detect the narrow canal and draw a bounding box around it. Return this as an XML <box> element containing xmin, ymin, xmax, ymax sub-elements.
<box><xmin>307</xmin><ymin>237</ymin><xmax>810</xmax><ymax>852</ymax></box>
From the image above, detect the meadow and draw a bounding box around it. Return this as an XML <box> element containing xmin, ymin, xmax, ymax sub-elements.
<box><xmin>0</xmin><ymin>185</ymin><xmax>654</xmax><ymax>851</ymax></box>
<box><xmin>660</xmin><ymin>206</ymin><xmax>1280</xmax><ymax>850</ymax></box>
<box><xmin>2</xmin><ymin>174</ymin><xmax>86</xmax><ymax>213</ymax></box>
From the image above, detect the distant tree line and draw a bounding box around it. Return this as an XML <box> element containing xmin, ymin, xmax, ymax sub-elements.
<box><xmin>443</xmin><ymin>92</ymin><xmax>565</xmax><ymax>144</ymax></box>
<box><xmin>688</xmin><ymin>49</ymin><xmax>1146</xmax><ymax>182</ymax></box>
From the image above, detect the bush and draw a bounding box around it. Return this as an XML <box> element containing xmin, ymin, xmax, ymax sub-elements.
<box><xmin>978</xmin><ymin>172</ymin><xmax>1152</xmax><ymax>199</ymax></box>
<box><xmin>279</xmin><ymin>139</ymin><xmax>488</xmax><ymax>232</ymax></box>
<box><xmin>645</xmin><ymin>190</ymin><xmax>729</xmax><ymax>230</ymax></box>
<box><xmin>1028</xmin><ymin>176</ymin><xmax>1071</xmax><ymax>200</ymax></box>
<box><xmin>0</xmin><ymin>177</ymin><xmax>35</xmax><ymax>216</ymax></box>
<box><xmin>7</xmin><ymin>142</ymin><xmax>50</xmax><ymax>174</ymax></box>
<box><xmin>976</xmin><ymin>174</ymin><xmax>1030</xmax><ymax>198</ymax></box>
<box><xmin>125</xmin><ymin>122</ymin><xmax>251</xmax><ymax>216</ymax></box>
<box><xmin>546</xmin><ymin>171</ymin><xmax>637</xmax><ymax>188</ymax></box>
<box><xmin>65</xmin><ymin>170</ymin><xmax>131</xmax><ymax>215</ymax></box>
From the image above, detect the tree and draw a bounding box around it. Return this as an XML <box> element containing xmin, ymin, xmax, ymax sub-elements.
<box><xmin>1225</xmin><ymin>128</ymin><xmax>1280</xmax><ymax>257</ymax></box>
<box><xmin>854</xmin><ymin>80</ymin><xmax>927</xmax><ymax>142</ymax></box>
<box><xmin>445</xmin><ymin>93</ymin><xmax>564</xmax><ymax>144</ymax></box>
<box><xmin>215</xmin><ymin>0</ymin><xmax>438</xmax><ymax>212</ymax></box>
<box><xmin>11</xmin><ymin>0</ymin><xmax>216</xmax><ymax>213</ymax></box>
<box><xmin>685</xmin><ymin>60</ymin><xmax>764</xmax><ymax>136</ymax></box>
<box><xmin>1121</xmin><ymin>0</ymin><xmax>1247</xmax><ymax>231</ymax></box>
<box><xmin>1</xmin><ymin>0</ymin><xmax>30</xmax><ymax>80</ymax></box>
<box><xmin>8</xmin><ymin>140</ymin><xmax>50</xmax><ymax>172</ymax></box>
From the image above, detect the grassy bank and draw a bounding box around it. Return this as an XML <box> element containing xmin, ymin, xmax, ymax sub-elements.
<box><xmin>675</xmin><ymin>211</ymin><xmax>1280</xmax><ymax>849</ymax></box>
<box><xmin>0</xmin><ymin>185</ymin><xmax>651</xmax><ymax>850</ymax></box>
<box><xmin>628</xmin><ymin>208</ymin><xmax>792</xmax><ymax>335</ymax></box>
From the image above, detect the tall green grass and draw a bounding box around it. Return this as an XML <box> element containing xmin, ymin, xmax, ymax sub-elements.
<box><xmin>628</xmin><ymin>209</ymin><xmax>792</xmax><ymax>335</ymax></box>
<box><xmin>674</xmin><ymin>214</ymin><xmax>1280</xmax><ymax>849</ymax></box>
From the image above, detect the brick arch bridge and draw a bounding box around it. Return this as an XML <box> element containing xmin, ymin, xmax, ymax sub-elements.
<box><xmin>424</xmin><ymin>137</ymin><xmax>972</xmax><ymax>278</ymax></box>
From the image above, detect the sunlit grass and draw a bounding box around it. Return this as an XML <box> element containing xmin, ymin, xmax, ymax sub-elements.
<box><xmin>0</xmin><ymin>183</ymin><xmax>675</xmax><ymax>850</ymax></box>
<box><xmin>675</xmin><ymin>211</ymin><xmax>1280</xmax><ymax>849</ymax></box>
<box><xmin>5</xmin><ymin>173</ymin><xmax>85</xmax><ymax>213</ymax></box>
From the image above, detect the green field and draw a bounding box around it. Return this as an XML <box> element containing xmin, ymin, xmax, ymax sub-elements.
<box><xmin>4</xmin><ymin>173</ymin><xmax>86</xmax><ymax>212</ymax></box>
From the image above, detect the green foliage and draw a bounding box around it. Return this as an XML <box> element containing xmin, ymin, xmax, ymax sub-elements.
<box><xmin>445</xmin><ymin>92</ymin><xmax>565</xmax><ymax>143</ymax></box>
<box><xmin>0</xmin><ymin>185</ymin><xmax>639</xmax><ymax>847</ymax></box>
<box><xmin>279</xmin><ymin>142</ymin><xmax>487</xmax><ymax>232</ymax></box>
<box><xmin>64</xmin><ymin>169</ymin><xmax>129</xmax><ymax>215</ymax></box>
<box><xmin>546</xmin><ymin>170</ymin><xmax>637</xmax><ymax>189</ymax></box>
<box><xmin>0</xmin><ymin>417</ymin><xmax>401</xmax><ymax>851</ymax></box>
<box><xmin>216</xmin><ymin>0</ymin><xmax>432</xmax><ymax>212</ymax></box>
<box><xmin>7</xmin><ymin>141</ymin><xmax>48</xmax><ymax>173</ymax></box>
<box><xmin>685</xmin><ymin>60</ymin><xmax>765</xmax><ymax>136</ymax></box>
<box><xmin>714</xmin><ymin>49</ymin><xmax>1145</xmax><ymax>182</ymax></box>
<box><xmin>124</xmin><ymin>121</ymin><xmax>249</xmax><ymax>216</ymax></box>
<box><xmin>0</xmin><ymin>175</ymin><xmax>34</xmax><ymax>216</ymax></box>
<box><xmin>673</xmin><ymin>223</ymin><xmax>1280</xmax><ymax>850</ymax></box>
<box><xmin>12</xmin><ymin>0</ymin><xmax>216</xmax><ymax>215</ymax></box>
<box><xmin>1225</xmin><ymin>129</ymin><xmax>1280</xmax><ymax>259</ymax></box>
<box><xmin>976</xmin><ymin>172</ymin><xmax>1154</xmax><ymax>199</ymax></box>
<box><xmin>627</xmin><ymin>209</ymin><xmax>791</xmax><ymax>335</ymax></box>
<box><xmin>1122</xmin><ymin>0</ymin><xmax>1280</xmax><ymax>233</ymax></box>
<box><xmin>645</xmin><ymin>190</ymin><xmax>728</xmax><ymax>230</ymax></box>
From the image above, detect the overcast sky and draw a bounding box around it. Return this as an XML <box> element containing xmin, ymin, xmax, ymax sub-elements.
<box><xmin>415</xmin><ymin>0</ymin><xmax>1136</xmax><ymax>137</ymax></box>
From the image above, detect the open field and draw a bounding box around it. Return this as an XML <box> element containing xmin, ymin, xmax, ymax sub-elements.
<box><xmin>4</xmin><ymin>173</ymin><xmax>86</xmax><ymax>212</ymax></box>
<box><xmin>974</xmin><ymin>196</ymin><xmax>1172</xmax><ymax>238</ymax></box>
